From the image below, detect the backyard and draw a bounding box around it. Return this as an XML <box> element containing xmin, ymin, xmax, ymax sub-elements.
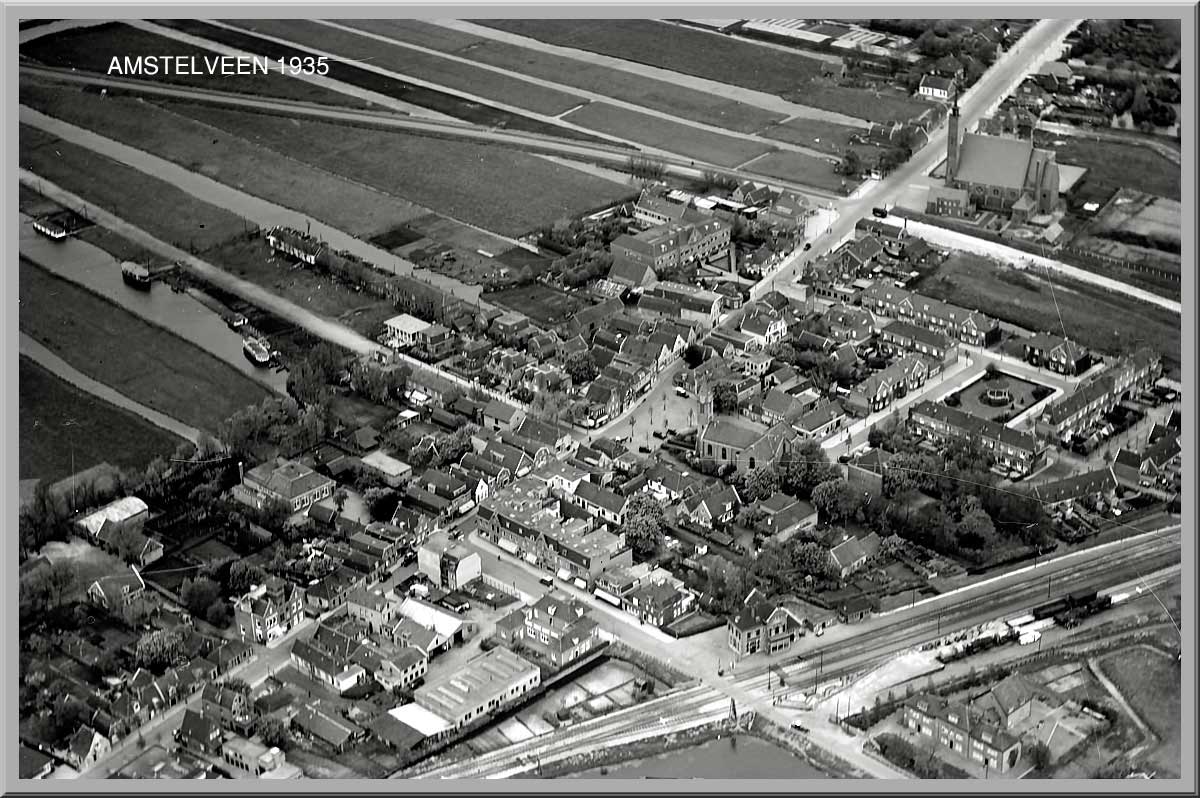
<box><xmin>1099</xmin><ymin>645</ymin><xmax>1182</xmax><ymax>778</ymax></box>
<box><xmin>20</xmin><ymin>258</ymin><xmax>271</xmax><ymax>433</ymax></box>
<box><xmin>19</xmin><ymin>356</ymin><xmax>184</xmax><ymax>483</ymax></box>
<box><xmin>484</xmin><ymin>283</ymin><xmax>592</xmax><ymax>327</ymax></box>
<box><xmin>19</xmin><ymin>21</ymin><xmax>369</xmax><ymax>107</ymax></box>
<box><xmin>161</xmin><ymin>102</ymin><xmax>634</xmax><ymax>237</ymax></box>
<box><xmin>914</xmin><ymin>252</ymin><xmax>1181</xmax><ymax>379</ymax></box>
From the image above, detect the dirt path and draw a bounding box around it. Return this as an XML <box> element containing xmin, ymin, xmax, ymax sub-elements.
<box><xmin>429</xmin><ymin>20</ymin><xmax>872</xmax><ymax>129</ymax></box>
<box><xmin>1088</xmin><ymin>654</ymin><xmax>1157</xmax><ymax>759</ymax></box>
<box><xmin>20</xmin><ymin>333</ymin><xmax>202</xmax><ymax>445</ymax></box>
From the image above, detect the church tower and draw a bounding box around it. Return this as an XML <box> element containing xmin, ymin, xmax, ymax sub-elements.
<box><xmin>945</xmin><ymin>89</ymin><xmax>962</xmax><ymax>187</ymax></box>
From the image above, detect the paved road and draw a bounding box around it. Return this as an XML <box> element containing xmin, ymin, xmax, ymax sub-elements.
<box><xmin>20</xmin><ymin>333</ymin><xmax>203</xmax><ymax>445</ymax></box>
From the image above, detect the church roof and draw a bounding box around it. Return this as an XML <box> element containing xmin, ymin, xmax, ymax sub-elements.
<box><xmin>954</xmin><ymin>133</ymin><xmax>1034</xmax><ymax>190</ymax></box>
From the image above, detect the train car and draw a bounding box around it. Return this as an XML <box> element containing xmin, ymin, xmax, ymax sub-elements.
<box><xmin>1067</xmin><ymin>589</ymin><xmax>1099</xmax><ymax>607</ymax></box>
<box><xmin>1031</xmin><ymin>597</ymin><xmax>1071</xmax><ymax>620</ymax></box>
<box><xmin>1005</xmin><ymin>613</ymin><xmax>1035</xmax><ymax>630</ymax></box>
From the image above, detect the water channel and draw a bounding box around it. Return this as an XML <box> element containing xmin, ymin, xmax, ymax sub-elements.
<box><xmin>567</xmin><ymin>735</ymin><xmax>827</xmax><ymax>779</ymax></box>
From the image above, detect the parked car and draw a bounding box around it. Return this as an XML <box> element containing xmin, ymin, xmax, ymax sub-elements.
<box><xmin>538</xmin><ymin>576</ymin><xmax>554</xmax><ymax>587</ymax></box>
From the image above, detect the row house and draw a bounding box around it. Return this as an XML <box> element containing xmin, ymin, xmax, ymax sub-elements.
<box><xmin>878</xmin><ymin>320</ymin><xmax>959</xmax><ymax>367</ymax></box>
<box><xmin>902</xmin><ymin>694</ymin><xmax>1023</xmax><ymax>774</ymax></box>
<box><xmin>844</xmin><ymin>354</ymin><xmax>933</xmax><ymax>417</ymax></box>
<box><xmin>1031</xmin><ymin>467</ymin><xmax>1119</xmax><ymax>513</ymax></box>
<box><xmin>610</xmin><ymin>218</ymin><xmax>731</xmax><ymax>278</ymax></box>
<box><xmin>1036</xmin><ymin>348</ymin><xmax>1161</xmax><ymax>442</ymax></box>
<box><xmin>233</xmin><ymin>577</ymin><xmax>306</xmax><ymax>645</ymax></box>
<box><xmin>860</xmin><ymin>284</ymin><xmax>1000</xmax><ymax>347</ymax></box>
<box><xmin>648</xmin><ymin>282</ymin><xmax>724</xmax><ymax>328</ymax></box>
<box><xmin>793</xmin><ymin>400</ymin><xmax>849</xmax><ymax>442</ymax></box>
<box><xmin>909</xmin><ymin>401</ymin><xmax>1046</xmax><ymax>476</ymax></box>
<box><xmin>825</xmin><ymin>304</ymin><xmax>876</xmax><ymax>346</ymax></box>
<box><xmin>740</xmin><ymin>308</ymin><xmax>790</xmax><ymax>348</ymax></box>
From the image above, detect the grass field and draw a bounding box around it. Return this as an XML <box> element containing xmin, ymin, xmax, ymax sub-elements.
<box><xmin>484</xmin><ymin>283</ymin><xmax>592</xmax><ymax>327</ymax></box>
<box><xmin>739</xmin><ymin>149</ymin><xmax>849</xmax><ymax>193</ymax></box>
<box><xmin>20</xmin><ymin>356</ymin><xmax>184</xmax><ymax>482</ymax></box>
<box><xmin>1037</xmin><ymin>133</ymin><xmax>1181</xmax><ymax>201</ymax></box>
<box><xmin>562</xmin><ymin>102</ymin><xmax>774</xmax><ymax>168</ymax></box>
<box><xmin>163</xmin><ymin>102</ymin><xmax>634</xmax><ymax>237</ymax></box>
<box><xmin>1101</xmin><ymin>647</ymin><xmax>1181</xmax><ymax>778</ymax></box>
<box><xmin>202</xmin><ymin>236</ymin><xmax>397</xmax><ymax>336</ymax></box>
<box><xmin>20</xmin><ymin>258</ymin><xmax>271</xmax><ymax>433</ymax></box>
<box><xmin>21</xmin><ymin>181</ymin><xmax>168</xmax><ymax>267</ymax></box>
<box><xmin>475</xmin><ymin>19</ymin><xmax>824</xmax><ymax>96</ymax></box>
<box><xmin>20</xmin><ymin>81</ymin><xmax>428</xmax><ymax>239</ymax></box>
<box><xmin>150</xmin><ymin>19</ymin><xmax>608</xmax><ymax>144</ymax></box>
<box><xmin>916</xmin><ymin>252</ymin><xmax>1181</xmax><ymax>379</ymax></box>
<box><xmin>758</xmin><ymin>116</ymin><xmax>860</xmax><ymax>154</ymax></box>
<box><xmin>791</xmin><ymin>84</ymin><xmax>935</xmax><ymax>125</ymax></box>
<box><xmin>344</xmin><ymin>19</ymin><xmax>789</xmax><ymax>135</ymax></box>
<box><xmin>20</xmin><ymin>124</ymin><xmax>249</xmax><ymax>252</ymax></box>
<box><xmin>220</xmin><ymin>19</ymin><xmax>586</xmax><ymax>117</ymax></box>
<box><xmin>19</xmin><ymin>21</ymin><xmax>368</xmax><ymax>108</ymax></box>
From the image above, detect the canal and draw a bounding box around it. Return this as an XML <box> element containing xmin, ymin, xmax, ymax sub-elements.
<box><xmin>566</xmin><ymin>735</ymin><xmax>828</xmax><ymax>779</ymax></box>
<box><xmin>19</xmin><ymin>213</ymin><xmax>289</xmax><ymax>395</ymax></box>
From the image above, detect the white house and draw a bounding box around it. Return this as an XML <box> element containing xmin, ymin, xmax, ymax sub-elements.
<box><xmin>384</xmin><ymin>314</ymin><xmax>432</xmax><ymax>349</ymax></box>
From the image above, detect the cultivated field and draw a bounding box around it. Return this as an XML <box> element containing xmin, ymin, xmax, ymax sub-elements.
<box><xmin>220</xmin><ymin>19</ymin><xmax>587</xmax><ymax>117</ymax></box>
<box><xmin>19</xmin><ymin>21</ymin><xmax>367</xmax><ymax>107</ymax></box>
<box><xmin>1100</xmin><ymin>646</ymin><xmax>1181</xmax><ymax>778</ymax></box>
<box><xmin>1074</xmin><ymin>189</ymin><xmax>1181</xmax><ymax>281</ymax></box>
<box><xmin>1038</xmin><ymin>134</ymin><xmax>1181</xmax><ymax>201</ymax></box>
<box><xmin>475</xmin><ymin>19</ymin><xmax>824</xmax><ymax>96</ymax></box>
<box><xmin>20</xmin><ymin>124</ymin><xmax>248</xmax><ymax>252</ymax></box>
<box><xmin>916</xmin><ymin>252</ymin><xmax>1181</xmax><ymax>378</ymax></box>
<box><xmin>342</xmin><ymin>19</ymin><xmax>789</xmax><ymax>134</ymax></box>
<box><xmin>484</xmin><ymin>283</ymin><xmax>592</xmax><ymax>327</ymax></box>
<box><xmin>475</xmin><ymin>19</ymin><xmax>932</xmax><ymax>122</ymax></box>
<box><xmin>740</xmin><ymin>150</ymin><xmax>848</xmax><ymax>193</ymax></box>
<box><xmin>759</xmin><ymin>116</ymin><xmax>860</xmax><ymax>154</ymax></box>
<box><xmin>150</xmin><ymin>18</ymin><xmax>608</xmax><ymax>143</ymax></box>
<box><xmin>20</xmin><ymin>259</ymin><xmax>271</xmax><ymax>433</ymax></box>
<box><xmin>562</xmin><ymin>102</ymin><xmax>774</xmax><ymax>168</ymax></box>
<box><xmin>20</xmin><ymin>82</ymin><xmax>428</xmax><ymax>239</ymax></box>
<box><xmin>19</xmin><ymin>356</ymin><xmax>184</xmax><ymax>482</ymax></box>
<box><xmin>162</xmin><ymin>103</ymin><xmax>634</xmax><ymax>236</ymax></box>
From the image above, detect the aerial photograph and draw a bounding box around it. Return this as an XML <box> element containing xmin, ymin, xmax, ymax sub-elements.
<box><xmin>14</xmin><ymin>13</ymin><xmax>1186</xmax><ymax>786</ymax></box>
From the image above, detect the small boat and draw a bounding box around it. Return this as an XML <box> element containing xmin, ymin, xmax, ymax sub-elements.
<box><xmin>243</xmin><ymin>337</ymin><xmax>272</xmax><ymax>367</ymax></box>
<box><xmin>121</xmin><ymin>261</ymin><xmax>152</xmax><ymax>290</ymax></box>
<box><xmin>225</xmin><ymin>313</ymin><xmax>249</xmax><ymax>330</ymax></box>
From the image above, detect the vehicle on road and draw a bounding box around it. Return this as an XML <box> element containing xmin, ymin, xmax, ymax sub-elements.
<box><xmin>791</xmin><ymin>721</ymin><xmax>811</xmax><ymax>733</ymax></box>
<box><xmin>652</xmin><ymin>430</ymin><xmax>665</xmax><ymax>439</ymax></box>
<box><xmin>675</xmin><ymin>387</ymin><xmax>689</xmax><ymax>397</ymax></box>
<box><xmin>538</xmin><ymin>576</ymin><xmax>554</xmax><ymax>587</ymax></box>
<box><xmin>639</xmin><ymin>445</ymin><xmax>652</xmax><ymax>454</ymax></box>
<box><xmin>803</xmin><ymin>242</ymin><xmax>812</xmax><ymax>251</ymax></box>
<box><xmin>872</xmin><ymin>206</ymin><xmax>889</xmax><ymax>218</ymax></box>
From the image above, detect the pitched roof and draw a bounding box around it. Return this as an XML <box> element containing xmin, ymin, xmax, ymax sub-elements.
<box><xmin>77</xmin><ymin>497</ymin><xmax>148</xmax><ymax>537</ymax></box>
<box><xmin>920</xmin><ymin>73</ymin><xmax>956</xmax><ymax>92</ymax></box>
<box><xmin>830</xmin><ymin>537</ymin><xmax>868</xmax><ymax>569</ymax></box>
<box><xmin>954</xmin><ymin>133</ymin><xmax>1035</xmax><ymax>190</ymax></box>
<box><xmin>574</xmin><ymin>480</ymin><xmax>629</xmax><ymax>516</ymax></box>
<box><xmin>1032</xmin><ymin>467</ymin><xmax>1117</xmax><ymax>504</ymax></box>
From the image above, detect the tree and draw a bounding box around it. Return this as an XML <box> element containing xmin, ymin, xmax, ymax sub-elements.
<box><xmin>106</xmin><ymin>524</ymin><xmax>149</xmax><ymax>565</ymax></box>
<box><xmin>683</xmin><ymin>344</ymin><xmax>705</xmax><ymax>368</ymax></box>
<box><xmin>564</xmin><ymin>351</ymin><xmax>599</xmax><ymax>385</ymax></box>
<box><xmin>333</xmin><ymin>489</ymin><xmax>348</xmax><ymax>514</ymax></box>
<box><xmin>255</xmin><ymin>716</ymin><xmax>292</xmax><ymax>750</ymax></box>
<box><xmin>180</xmin><ymin>576</ymin><xmax>223</xmax><ymax>618</ymax></box>
<box><xmin>136</xmin><ymin>629</ymin><xmax>185</xmax><ymax>671</ymax></box>
<box><xmin>792</xmin><ymin>541</ymin><xmax>837</xmax><ymax>580</ymax></box>
<box><xmin>781</xmin><ymin>440</ymin><xmax>838</xmax><ymax>498</ymax></box>
<box><xmin>228</xmin><ymin>561</ymin><xmax>266</xmax><ymax>596</ymax></box>
<box><xmin>621</xmin><ymin>493</ymin><xmax>666</xmax><ymax>556</ymax></box>
<box><xmin>1029</xmin><ymin>740</ymin><xmax>1052</xmax><ymax>770</ymax></box>
<box><xmin>839</xmin><ymin>150</ymin><xmax>863</xmax><ymax>177</ymax></box>
<box><xmin>223</xmin><ymin>678</ymin><xmax>252</xmax><ymax>694</ymax></box>
<box><xmin>811</xmin><ymin>478</ymin><xmax>864</xmax><ymax>524</ymax></box>
<box><xmin>742</xmin><ymin>467</ymin><xmax>780</xmax><ymax>503</ymax></box>
<box><xmin>365</xmin><ymin>487</ymin><xmax>400</xmax><ymax>522</ymax></box>
<box><xmin>712</xmin><ymin>383</ymin><xmax>739</xmax><ymax>413</ymax></box>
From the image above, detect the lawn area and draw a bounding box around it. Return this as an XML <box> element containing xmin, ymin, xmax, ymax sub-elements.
<box><xmin>741</xmin><ymin>149</ymin><xmax>850</xmax><ymax>193</ymax></box>
<box><xmin>475</xmin><ymin>19</ymin><xmax>824</xmax><ymax>97</ymax></box>
<box><xmin>1100</xmin><ymin>646</ymin><xmax>1181</xmax><ymax>778</ymax></box>
<box><xmin>345</xmin><ymin>19</ymin><xmax>788</xmax><ymax>135</ymax></box>
<box><xmin>562</xmin><ymin>102</ymin><xmax>774</xmax><ymax>168</ymax></box>
<box><xmin>758</xmin><ymin>116</ymin><xmax>860</xmax><ymax>154</ymax></box>
<box><xmin>790</xmin><ymin>85</ymin><xmax>935</xmax><ymax>125</ymax></box>
<box><xmin>20</xmin><ymin>82</ymin><xmax>429</xmax><ymax>239</ymax></box>
<box><xmin>162</xmin><ymin>102</ymin><xmax>634</xmax><ymax>237</ymax></box>
<box><xmin>151</xmin><ymin>19</ymin><xmax>608</xmax><ymax>143</ymax></box>
<box><xmin>20</xmin><ymin>258</ymin><xmax>271</xmax><ymax>433</ymax></box>
<box><xmin>201</xmin><ymin>236</ymin><xmax>397</xmax><ymax>336</ymax></box>
<box><xmin>917</xmin><ymin>252</ymin><xmax>1181</xmax><ymax>379</ymax></box>
<box><xmin>221</xmin><ymin>19</ymin><xmax>586</xmax><ymax>117</ymax></box>
<box><xmin>19</xmin><ymin>356</ymin><xmax>184</xmax><ymax>482</ymax></box>
<box><xmin>20</xmin><ymin>181</ymin><xmax>164</xmax><ymax>265</ymax></box>
<box><xmin>20</xmin><ymin>124</ymin><xmax>247</xmax><ymax>252</ymax></box>
<box><xmin>19</xmin><ymin>21</ymin><xmax>367</xmax><ymax>108</ymax></box>
<box><xmin>484</xmin><ymin>283</ymin><xmax>592</xmax><ymax>327</ymax></box>
<box><xmin>953</xmin><ymin>370</ymin><xmax>1048</xmax><ymax>424</ymax></box>
<box><xmin>1036</xmin><ymin>133</ymin><xmax>1180</xmax><ymax>201</ymax></box>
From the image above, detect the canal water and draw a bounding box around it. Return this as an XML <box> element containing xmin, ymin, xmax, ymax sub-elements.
<box><xmin>19</xmin><ymin>214</ymin><xmax>289</xmax><ymax>395</ymax></box>
<box><xmin>567</xmin><ymin>735</ymin><xmax>827</xmax><ymax>779</ymax></box>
